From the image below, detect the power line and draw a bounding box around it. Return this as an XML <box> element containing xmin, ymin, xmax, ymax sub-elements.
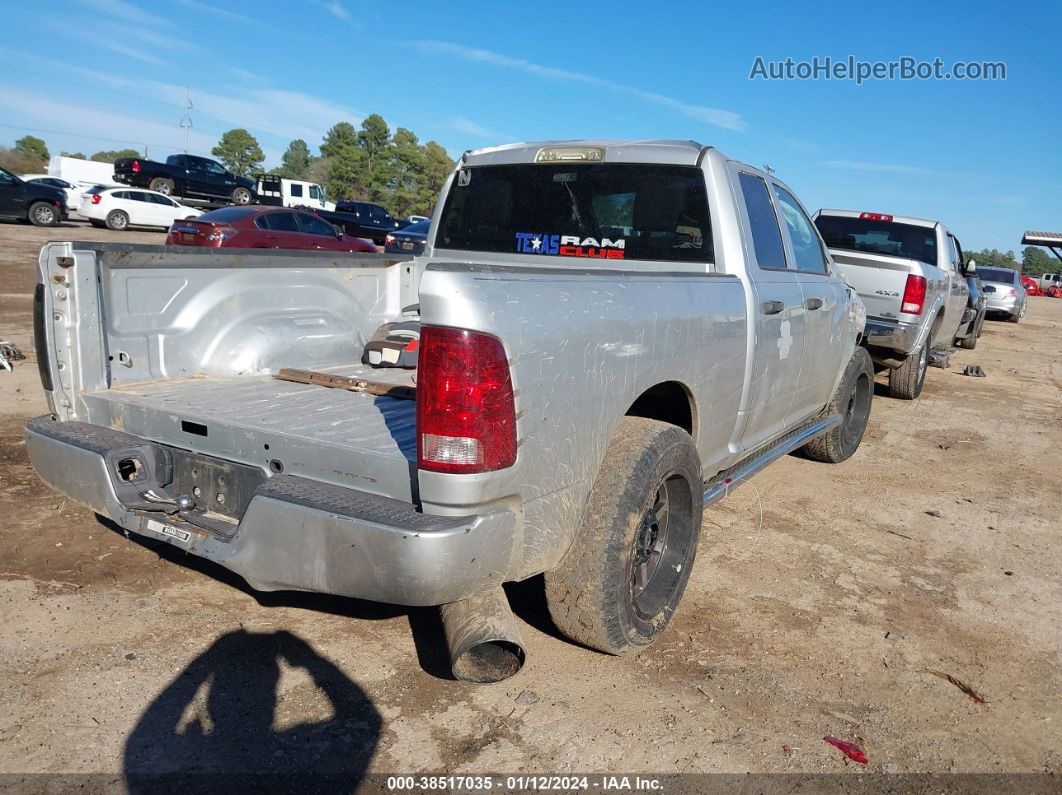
<box><xmin>0</xmin><ymin>123</ymin><xmax>214</xmax><ymax>157</ymax></box>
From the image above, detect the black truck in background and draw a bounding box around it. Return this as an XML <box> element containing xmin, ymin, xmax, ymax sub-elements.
<box><xmin>113</xmin><ymin>154</ymin><xmax>257</xmax><ymax>205</ymax></box>
<box><xmin>314</xmin><ymin>200</ymin><xmax>410</xmax><ymax>246</ymax></box>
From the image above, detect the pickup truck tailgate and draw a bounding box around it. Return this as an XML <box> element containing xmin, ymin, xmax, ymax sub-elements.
<box><xmin>79</xmin><ymin>363</ymin><xmax>418</xmax><ymax>502</ymax></box>
<box><xmin>830</xmin><ymin>249</ymin><xmax>919</xmax><ymax>320</ymax></box>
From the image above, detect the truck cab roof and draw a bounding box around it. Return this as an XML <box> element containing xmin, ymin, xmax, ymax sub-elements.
<box><xmin>462</xmin><ymin>139</ymin><xmax>712</xmax><ymax>167</ymax></box>
<box><xmin>817</xmin><ymin>208</ymin><xmax>940</xmax><ymax>230</ymax></box>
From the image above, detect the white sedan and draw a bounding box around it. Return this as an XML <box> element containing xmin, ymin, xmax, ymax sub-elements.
<box><xmin>79</xmin><ymin>187</ymin><xmax>201</xmax><ymax>231</ymax></box>
<box><xmin>20</xmin><ymin>174</ymin><xmax>84</xmax><ymax>211</ymax></box>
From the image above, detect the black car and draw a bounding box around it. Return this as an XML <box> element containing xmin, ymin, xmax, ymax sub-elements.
<box><xmin>113</xmin><ymin>154</ymin><xmax>257</xmax><ymax>205</ymax></box>
<box><xmin>316</xmin><ymin>200</ymin><xmax>407</xmax><ymax>246</ymax></box>
<box><xmin>956</xmin><ymin>269</ymin><xmax>987</xmax><ymax>349</ymax></box>
<box><xmin>384</xmin><ymin>219</ymin><xmax>430</xmax><ymax>255</ymax></box>
<box><xmin>0</xmin><ymin>167</ymin><xmax>67</xmax><ymax>226</ymax></box>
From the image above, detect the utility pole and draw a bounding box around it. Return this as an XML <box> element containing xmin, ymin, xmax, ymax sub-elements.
<box><xmin>179</xmin><ymin>88</ymin><xmax>194</xmax><ymax>153</ymax></box>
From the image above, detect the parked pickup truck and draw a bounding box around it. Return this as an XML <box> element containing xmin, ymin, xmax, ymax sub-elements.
<box><xmin>27</xmin><ymin>140</ymin><xmax>870</xmax><ymax>682</ymax></box>
<box><xmin>315</xmin><ymin>200</ymin><xmax>407</xmax><ymax>245</ymax></box>
<box><xmin>813</xmin><ymin>210</ymin><xmax>971</xmax><ymax>399</ymax></box>
<box><xmin>113</xmin><ymin>154</ymin><xmax>257</xmax><ymax>205</ymax></box>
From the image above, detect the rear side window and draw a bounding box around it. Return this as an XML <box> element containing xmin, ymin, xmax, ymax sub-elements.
<box><xmin>737</xmin><ymin>172</ymin><xmax>786</xmax><ymax>270</ymax></box>
<box><xmin>199</xmin><ymin>207</ymin><xmax>257</xmax><ymax>223</ymax></box>
<box><xmin>815</xmin><ymin>215</ymin><xmax>937</xmax><ymax>266</ymax></box>
<box><xmin>257</xmin><ymin>211</ymin><xmax>300</xmax><ymax>232</ymax></box>
<box><xmin>437</xmin><ymin>163</ymin><xmax>712</xmax><ymax>263</ymax></box>
<box><xmin>290</xmin><ymin>183</ymin><xmax>304</xmax><ymax>197</ymax></box>
<box><xmin>772</xmin><ymin>185</ymin><xmax>827</xmax><ymax>274</ymax></box>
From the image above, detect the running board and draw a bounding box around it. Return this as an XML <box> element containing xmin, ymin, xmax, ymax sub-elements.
<box><xmin>703</xmin><ymin>414</ymin><xmax>842</xmax><ymax>507</ymax></box>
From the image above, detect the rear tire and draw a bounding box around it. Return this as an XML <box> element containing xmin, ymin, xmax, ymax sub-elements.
<box><xmin>105</xmin><ymin>210</ymin><xmax>129</xmax><ymax>231</ymax></box>
<box><xmin>149</xmin><ymin>177</ymin><xmax>174</xmax><ymax>195</ymax></box>
<box><xmin>28</xmin><ymin>201</ymin><xmax>59</xmax><ymax>227</ymax></box>
<box><xmin>957</xmin><ymin>320</ymin><xmax>978</xmax><ymax>350</ymax></box>
<box><xmin>888</xmin><ymin>341</ymin><xmax>928</xmax><ymax>400</ymax></box>
<box><xmin>544</xmin><ymin>417</ymin><xmax>702</xmax><ymax>656</ymax></box>
<box><xmin>802</xmin><ymin>347</ymin><xmax>874</xmax><ymax>463</ymax></box>
<box><xmin>231</xmin><ymin>187</ymin><xmax>252</xmax><ymax>205</ymax></box>
<box><xmin>1007</xmin><ymin>305</ymin><xmax>1024</xmax><ymax>323</ymax></box>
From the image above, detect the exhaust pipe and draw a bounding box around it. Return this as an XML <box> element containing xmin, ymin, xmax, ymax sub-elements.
<box><xmin>440</xmin><ymin>587</ymin><xmax>525</xmax><ymax>683</ymax></box>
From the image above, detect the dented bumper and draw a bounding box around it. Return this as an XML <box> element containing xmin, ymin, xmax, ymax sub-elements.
<box><xmin>24</xmin><ymin>415</ymin><xmax>515</xmax><ymax>606</ymax></box>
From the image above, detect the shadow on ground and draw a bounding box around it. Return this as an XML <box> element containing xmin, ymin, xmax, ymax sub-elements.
<box><xmin>124</xmin><ymin>628</ymin><xmax>381</xmax><ymax>789</ymax></box>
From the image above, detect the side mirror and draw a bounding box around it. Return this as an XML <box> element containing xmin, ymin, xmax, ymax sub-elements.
<box><xmin>333</xmin><ymin>225</ymin><xmax>344</xmax><ymax>239</ymax></box>
<box><xmin>965</xmin><ymin>259</ymin><xmax>977</xmax><ymax>274</ymax></box>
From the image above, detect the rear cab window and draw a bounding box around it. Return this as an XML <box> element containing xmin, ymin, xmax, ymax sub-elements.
<box><xmin>815</xmin><ymin>215</ymin><xmax>937</xmax><ymax>267</ymax></box>
<box><xmin>436</xmin><ymin>163</ymin><xmax>712</xmax><ymax>263</ymax></box>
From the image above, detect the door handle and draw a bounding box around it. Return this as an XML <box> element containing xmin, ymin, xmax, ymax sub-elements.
<box><xmin>805</xmin><ymin>297</ymin><xmax>824</xmax><ymax>310</ymax></box>
<box><xmin>762</xmin><ymin>300</ymin><xmax>785</xmax><ymax>315</ymax></box>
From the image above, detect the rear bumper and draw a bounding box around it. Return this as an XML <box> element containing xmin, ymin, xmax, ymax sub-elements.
<box><xmin>24</xmin><ymin>416</ymin><xmax>515</xmax><ymax>606</ymax></box>
<box><xmin>985</xmin><ymin>294</ymin><xmax>1019</xmax><ymax>313</ymax></box>
<box><xmin>863</xmin><ymin>316</ymin><xmax>922</xmax><ymax>355</ymax></box>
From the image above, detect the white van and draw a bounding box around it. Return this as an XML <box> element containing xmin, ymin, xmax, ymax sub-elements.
<box><xmin>256</xmin><ymin>175</ymin><xmax>334</xmax><ymax>211</ymax></box>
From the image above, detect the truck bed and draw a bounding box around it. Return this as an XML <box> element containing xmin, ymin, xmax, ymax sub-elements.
<box><xmin>79</xmin><ymin>363</ymin><xmax>419</xmax><ymax>502</ymax></box>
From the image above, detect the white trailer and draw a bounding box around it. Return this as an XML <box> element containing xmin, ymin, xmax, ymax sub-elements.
<box><xmin>47</xmin><ymin>156</ymin><xmax>121</xmax><ymax>189</ymax></box>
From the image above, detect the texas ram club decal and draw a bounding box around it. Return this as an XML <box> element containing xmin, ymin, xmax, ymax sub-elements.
<box><xmin>514</xmin><ymin>233</ymin><xmax>625</xmax><ymax>259</ymax></box>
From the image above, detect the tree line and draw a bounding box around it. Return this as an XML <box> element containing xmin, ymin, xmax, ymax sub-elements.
<box><xmin>962</xmin><ymin>247</ymin><xmax>1059</xmax><ymax>277</ymax></box>
<box><xmin>210</xmin><ymin>115</ymin><xmax>454</xmax><ymax>218</ymax></box>
<box><xmin>0</xmin><ymin>135</ymin><xmax>142</xmax><ymax>173</ymax></box>
<box><xmin>1</xmin><ymin>115</ymin><xmax>455</xmax><ymax>218</ymax></box>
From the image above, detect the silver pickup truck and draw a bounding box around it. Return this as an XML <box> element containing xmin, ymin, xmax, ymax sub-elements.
<box><xmin>813</xmin><ymin>210</ymin><xmax>972</xmax><ymax>399</ymax></box>
<box><xmin>27</xmin><ymin>140</ymin><xmax>870</xmax><ymax>682</ymax></box>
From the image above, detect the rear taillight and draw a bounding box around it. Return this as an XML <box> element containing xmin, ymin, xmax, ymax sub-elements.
<box><xmin>206</xmin><ymin>225</ymin><xmax>238</xmax><ymax>242</ymax></box>
<box><xmin>1008</xmin><ymin>288</ymin><xmax>1017</xmax><ymax>297</ymax></box>
<box><xmin>385</xmin><ymin>234</ymin><xmax>396</xmax><ymax>245</ymax></box>
<box><xmin>131</xmin><ymin>160</ymin><xmax>141</xmax><ymax>173</ymax></box>
<box><xmin>91</xmin><ymin>194</ymin><xmax>102</xmax><ymax>205</ymax></box>
<box><xmin>901</xmin><ymin>274</ymin><xmax>927</xmax><ymax>314</ymax></box>
<box><xmin>859</xmin><ymin>211</ymin><xmax>893</xmax><ymax>222</ymax></box>
<box><xmin>417</xmin><ymin>326</ymin><xmax>516</xmax><ymax>473</ymax></box>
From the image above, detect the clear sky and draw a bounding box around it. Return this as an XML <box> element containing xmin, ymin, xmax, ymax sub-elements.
<box><xmin>2</xmin><ymin>0</ymin><xmax>1058</xmax><ymax>252</ymax></box>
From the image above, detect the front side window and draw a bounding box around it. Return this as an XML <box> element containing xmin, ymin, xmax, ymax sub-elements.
<box><xmin>437</xmin><ymin>163</ymin><xmax>712</xmax><ymax>263</ymax></box>
<box><xmin>772</xmin><ymin>185</ymin><xmax>827</xmax><ymax>274</ymax></box>
<box><xmin>297</xmin><ymin>212</ymin><xmax>338</xmax><ymax>236</ymax></box>
<box><xmin>205</xmin><ymin>161</ymin><xmax>226</xmax><ymax>175</ymax></box>
<box><xmin>309</xmin><ymin>185</ymin><xmax>322</xmax><ymax>200</ymax></box>
<box><xmin>737</xmin><ymin>172</ymin><xmax>786</xmax><ymax>270</ymax></box>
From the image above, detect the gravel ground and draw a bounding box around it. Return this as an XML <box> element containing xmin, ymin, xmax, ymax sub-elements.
<box><xmin>0</xmin><ymin>220</ymin><xmax>1059</xmax><ymax>785</ymax></box>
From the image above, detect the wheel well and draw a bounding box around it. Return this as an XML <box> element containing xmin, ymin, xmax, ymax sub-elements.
<box><xmin>625</xmin><ymin>381</ymin><xmax>695</xmax><ymax>436</ymax></box>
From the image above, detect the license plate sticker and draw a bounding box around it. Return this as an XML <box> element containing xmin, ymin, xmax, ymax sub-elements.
<box><xmin>144</xmin><ymin>518</ymin><xmax>191</xmax><ymax>544</ymax></box>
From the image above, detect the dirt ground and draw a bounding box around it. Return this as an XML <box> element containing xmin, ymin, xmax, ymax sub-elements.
<box><xmin>0</xmin><ymin>219</ymin><xmax>1059</xmax><ymax>783</ymax></box>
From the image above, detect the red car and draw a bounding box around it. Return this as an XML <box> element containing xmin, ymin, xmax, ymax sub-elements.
<box><xmin>165</xmin><ymin>206</ymin><xmax>376</xmax><ymax>251</ymax></box>
<box><xmin>1020</xmin><ymin>274</ymin><xmax>1044</xmax><ymax>297</ymax></box>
